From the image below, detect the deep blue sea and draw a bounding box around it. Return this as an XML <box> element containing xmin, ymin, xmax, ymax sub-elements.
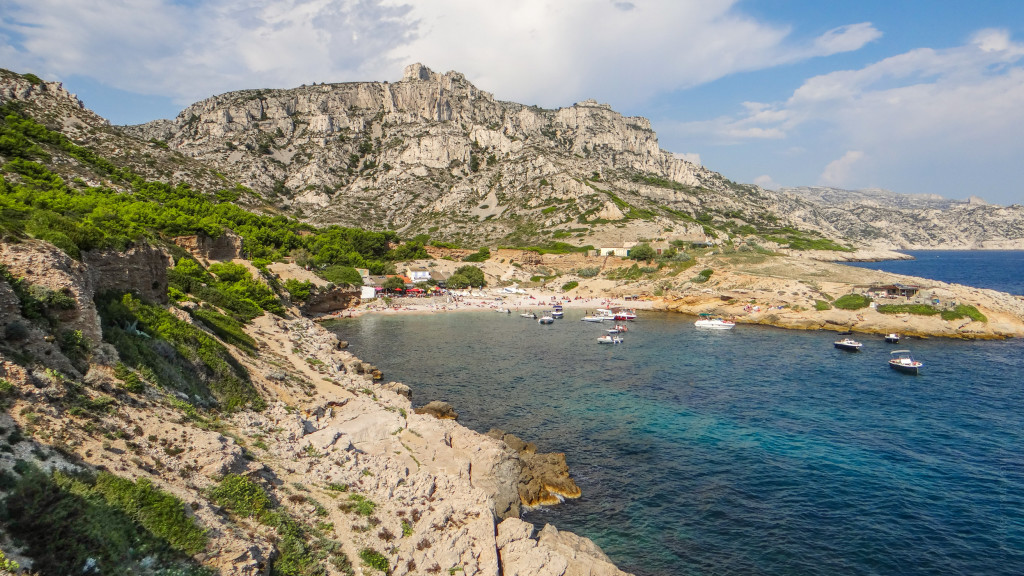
<box><xmin>845</xmin><ymin>250</ymin><xmax>1024</xmax><ymax>295</ymax></box>
<box><xmin>326</xmin><ymin>254</ymin><xmax>1024</xmax><ymax>576</ymax></box>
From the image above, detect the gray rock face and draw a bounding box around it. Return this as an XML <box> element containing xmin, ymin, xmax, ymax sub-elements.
<box><xmin>120</xmin><ymin>64</ymin><xmax>722</xmax><ymax>244</ymax></box>
<box><xmin>780</xmin><ymin>186</ymin><xmax>1024</xmax><ymax>250</ymax></box>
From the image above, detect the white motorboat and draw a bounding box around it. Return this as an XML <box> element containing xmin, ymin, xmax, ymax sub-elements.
<box><xmin>889</xmin><ymin>350</ymin><xmax>923</xmax><ymax>374</ymax></box>
<box><xmin>613</xmin><ymin>309</ymin><xmax>637</xmax><ymax>321</ymax></box>
<box><xmin>884</xmin><ymin>333</ymin><xmax>900</xmax><ymax>343</ymax></box>
<box><xmin>538</xmin><ymin>314</ymin><xmax>554</xmax><ymax>324</ymax></box>
<box><xmin>834</xmin><ymin>338</ymin><xmax>863</xmax><ymax>352</ymax></box>
<box><xmin>520</xmin><ymin>312</ymin><xmax>537</xmax><ymax>319</ymax></box>
<box><xmin>597</xmin><ymin>332</ymin><xmax>623</xmax><ymax>344</ymax></box>
<box><xmin>694</xmin><ymin>315</ymin><xmax>735</xmax><ymax>329</ymax></box>
<box><xmin>581</xmin><ymin>315</ymin><xmax>607</xmax><ymax>322</ymax></box>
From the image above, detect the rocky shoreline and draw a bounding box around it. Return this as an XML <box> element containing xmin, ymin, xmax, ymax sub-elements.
<box><xmin>0</xmin><ymin>240</ymin><xmax>631</xmax><ymax>575</ymax></box>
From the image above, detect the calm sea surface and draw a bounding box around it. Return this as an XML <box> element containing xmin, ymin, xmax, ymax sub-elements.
<box><xmin>325</xmin><ymin>254</ymin><xmax>1024</xmax><ymax>576</ymax></box>
<box><xmin>845</xmin><ymin>250</ymin><xmax>1024</xmax><ymax>295</ymax></box>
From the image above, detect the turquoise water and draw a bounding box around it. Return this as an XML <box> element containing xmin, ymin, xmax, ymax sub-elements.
<box><xmin>845</xmin><ymin>250</ymin><xmax>1024</xmax><ymax>295</ymax></box>
<box><xmin>328</xmin><ymin>311</ymin><xmax>1024</xmax><ymax>575</ymax></box>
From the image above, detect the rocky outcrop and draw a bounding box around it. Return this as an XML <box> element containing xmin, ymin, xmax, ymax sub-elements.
<box><xmin>171</xmin><ymin>231</ymin><xmax>244</xmax><ymax>261</ymax></box>
<box><xmin>82</xmin><ymin>244</ymin><xmax>173</xmax><ymax>304</ymax></box>
<box><xmin>300</xmin><ymin>286</ymin><xmax>361</xmax><ymax>314</ymax></box>
<box><xmin>497</xmin><ymin>518</ymin><xmax>632</xmax><ymax>576</ymax></box>
<box><xmin>415</xmin><ymin>400</ymin><xmax>459</xmax><ymax>420</ymax></box>
<box><xmin>488</xmin><ymin>430</ymin><xmax>582</xmax><ymax>507</ymax></box>
<box><xmin>0</xmin><ymin>240</ymin><xmax>103</xmax><ymax>347</ymax></box>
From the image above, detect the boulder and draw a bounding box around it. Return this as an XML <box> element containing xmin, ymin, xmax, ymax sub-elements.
<box><xmin>415</xmin><ymin>400</ymin><xmax>458</xmax><ymax>420</ymax></box>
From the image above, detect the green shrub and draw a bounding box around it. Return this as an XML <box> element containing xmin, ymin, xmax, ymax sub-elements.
<box><xmin>340</xmin><ymin>494</ymin><xmax>376</xmax><ymax>517</ymax></box>
<box><xmin>318</xmin><ymin>265</ymin><xmax>363</xmax><ymax>286</ymax></box>
<box><xmin>577</xmin><ymin>267</ymin><xmax>601</xmax><ymax>278</ymax></box>
<box><xmin>283</xmin><ymin>278</ymin><xmax>313</xmax><ymax>302</ymax></box>
<box><xmin>451</xmin><ymin>265</ymin><xmax>486</xmax><ymax>287</ymax></box>
<box><xmin>192</xmin><ymin>307</ymin><xmax>258</xmax><ymax>355</ymax></box>
<box><xmin>606</xmin><ymin>264</ymin><xmax>645</xmax><ymax>281</ymax></box>
<box><xmin>814</xmin><ymin>300</ymin><xmax>832</xmax><ymax>311</ymax></box>
<box><xmin>561</xmin><ymin>281</ymin><xmax>578</xmax><ymax>291</ymax></box>
<box><xmin>462</xmin><ymin>247</ymin><xmax>490</xmax><ymax>262</ymax></box>
<box><xmin>876</xmin><ymin>303</ymin><xmax>940</xmax><ymax>316</ymax></box>
<box><xmin>93</xmin><ymin>473</ymin><xmax>208</xmax><ymax>554</ymax></box>
<box><xmin>691</xmin><ymin>268</ymin><xmax>713</xmax><ymax>283</ymax></box>
<box><xmin>0</xmin><ymin>463</ymin><xmax>208</xmax><ymax>575</ymax></box>
<box><xmin>833</xmin><ymin>294</ymin><xmax>872</xmax><ymax>310</ymax></box>
<box><xmin>941</xmin><ymin>304</ymin><xmax>987</xmax><ymax>322</ymax></box>
<box><xmin>359</xmin><ymin>548</ymin><xmax>389</xmax><ymax>573</ymax></box>
<box><xmin>210</xmin><ymin>474</ymin><xmax>271</xmax><ymax>520</ymax></box>
<box><xmin>629</xmin><ymin>243</ymin><xmax>656</xmax><ymax>262</ymax></box>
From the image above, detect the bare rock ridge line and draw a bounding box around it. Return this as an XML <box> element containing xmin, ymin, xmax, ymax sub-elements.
<box><xmin>113</xmin><ymin>64</ymin><xmax>1022</xmax><ymax>251</ymax></box>
<box><xmin>3</xmin><ymin>66</ymin><xmax>1023</xmax><ymax>251</ymax></box>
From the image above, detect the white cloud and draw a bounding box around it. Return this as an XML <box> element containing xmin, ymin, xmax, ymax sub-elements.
<box><xmin>0</xmin><ymin>0</ymin><xmax>879</xmax><ymax>112</ymax></box>
<box><xmin>0</xmin><ymin>0</ymin><xmax>416</xmax><ymax>106</ymax></box>
<box><xmin>680</xmin><ymin>28</ymin><xmax>1024</xmax><ymax>194</ymax></box>
<box><xmin>820</xmin><ymin>151</ymin><xmax>864</xmax><ymax>186</ymax></box>
<box><xmin>753</xmin><ymin>174</ymin><xmax>778</xmax><ymax>190</ymax></box>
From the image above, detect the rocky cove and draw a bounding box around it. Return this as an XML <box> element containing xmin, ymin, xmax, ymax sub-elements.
<box><xmin>0</xmin><ymin>240</ymin><xmax>630</xmax><ymax>575</ymax></box>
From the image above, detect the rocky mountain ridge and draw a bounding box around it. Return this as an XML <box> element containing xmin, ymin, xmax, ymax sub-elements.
<box><xmin>4</xmin><ymin>66</ymin><xmax>1024</xmax><ymax>251</ymax></box>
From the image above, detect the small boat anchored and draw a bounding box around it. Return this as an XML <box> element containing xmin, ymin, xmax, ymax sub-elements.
<box><xmin>834</xmin><ymin>338</ymin><xmax>863</xmax><ymax>352</ymax></box>
<box><xmin>551</xmin><ymin>304</ymin><xmax>564</xmax><ymax>319</ymax></box>
<box><xmin>520</xmin><ymin>312</ymin><xmax>537</xmax><ymax>319</ymax></box>
<box><xmin>613</xmin><ymin>309</ymin><xmax>637</xmax><ymax>321</ymax></box>
<box><xmin>694</xmin><ymin>314</ymin><xmax>736</xmax><ymax>330</ymax></box>
<box><xmin>538</xmin><ymin>313</ymin><xmax>554</xmax><ymax>324</ymax></box>
<box><xmin>889</xmin><ymin>350</ymin><xmax>923</xmax><ymax>374</ymax></box>
<box><xmin>884</xmin><ymin>333</ymin><xmax>900</xmax><ymax>343</ymax></box>
<box><xmin>597</xmin><ymin>330</ymin><xmax>624</xmax><ymax>344</ymax></box>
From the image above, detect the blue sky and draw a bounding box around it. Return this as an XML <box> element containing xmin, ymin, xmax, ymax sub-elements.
<box><xmin>2</xmin><ymin>0</ymin><xmax>1023</xmax><ymax>205</ymax></box>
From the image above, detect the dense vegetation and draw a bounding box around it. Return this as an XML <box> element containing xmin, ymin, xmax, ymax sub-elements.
<box><xmin>0</xmin><ymin>462</ymin><xmax>210</xmax><ymax>576</ymax></box>
<box><xmin>0</xmin><ymin>101</ymin><xmax>425</xmax><ymax>274</ymax></box>
<box><xmin>96</xmin><ymin>292</ymin><xmax>264</xmax><ymax>412</ymax></box>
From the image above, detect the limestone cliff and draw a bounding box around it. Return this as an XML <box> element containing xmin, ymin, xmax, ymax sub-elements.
<box><xmin>4</xmin><ymin>66</ymin><xmax>1023</xmax><ymax>251</ymax></box>
<box><xmin>122</xmin><ymin>63</ymin><xmax>726</xmax><ymax>245</ymax></box>
<box><xmin>781</xmin><ymin>186</ymin><xmax>1024</xmax><ymax>250</ymax></box>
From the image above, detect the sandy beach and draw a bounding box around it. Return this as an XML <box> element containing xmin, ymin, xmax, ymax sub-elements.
<box><xmin>325</xmin><ymin>289</ymin><xmax>657</xmax><ymax>319</ymax></box>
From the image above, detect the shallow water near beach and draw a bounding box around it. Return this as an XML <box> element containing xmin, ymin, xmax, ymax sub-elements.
<box><xmin>327</xmin><ymin>308</ymin><xmax>1024</xmax><ymax>576</ymax></box>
